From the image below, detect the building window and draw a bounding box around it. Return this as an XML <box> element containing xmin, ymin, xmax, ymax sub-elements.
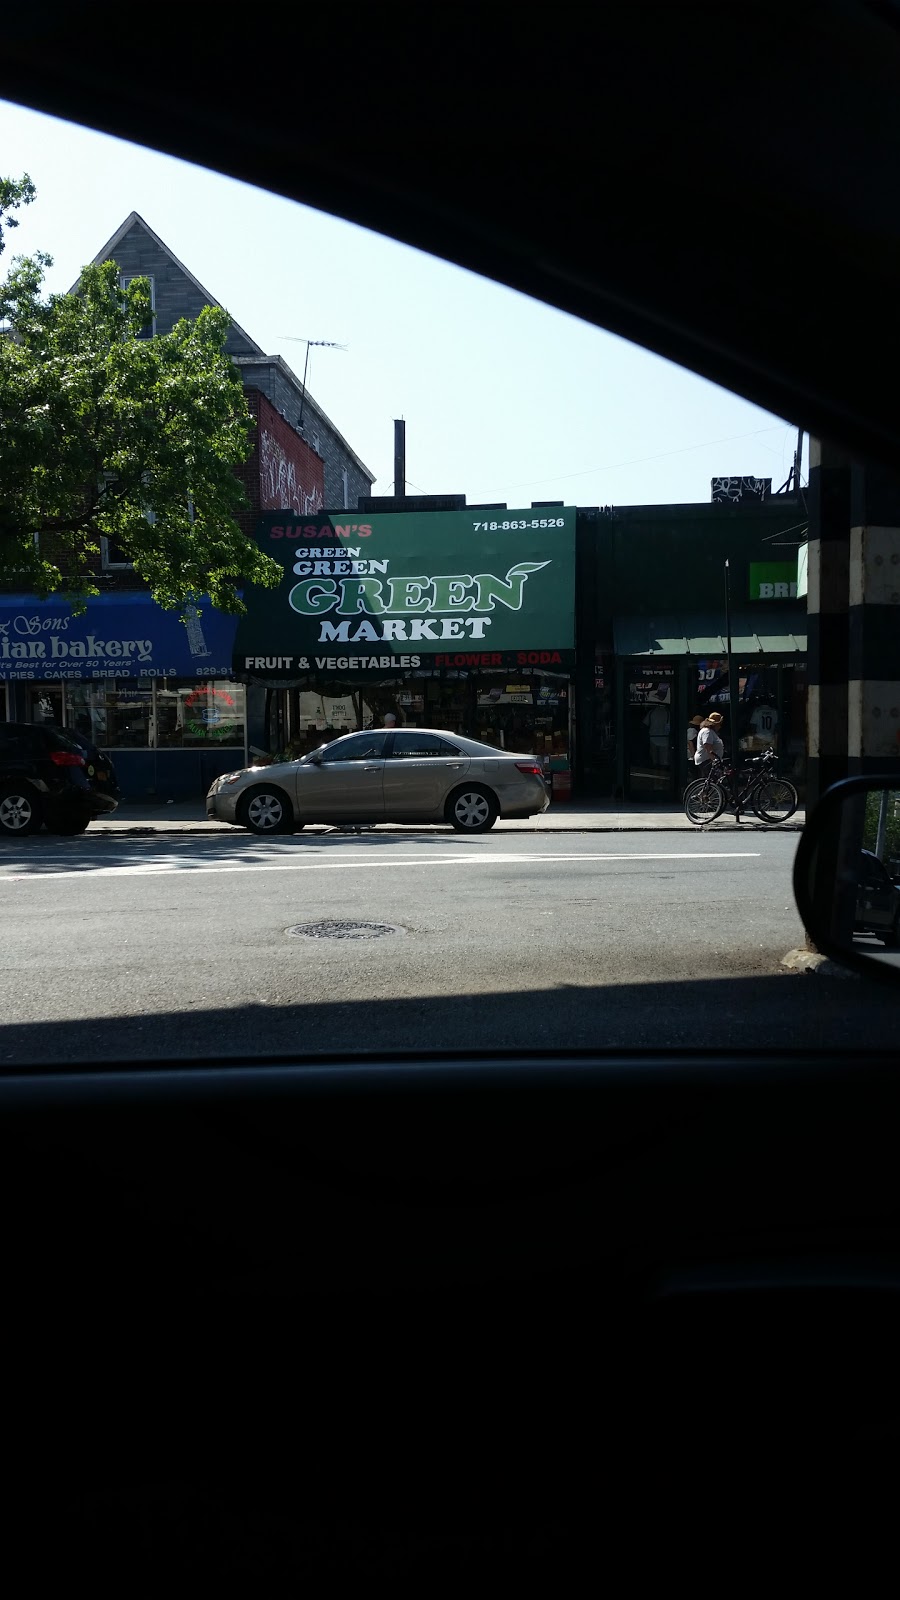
<box><xmin>100</xmin><ymin>536</ymin><xmax>134</xmax><ymax>570</ymax></box>
<box><xmin>99</xmin><ymin>471</ymin><xmax>156</xmax><ymax>567</ymax></box>
<box><xmin>342</xmin><ymin>468</ymin><xmax>349</xmax><ymax>510</ymax></box>
<box><xmin>120</xmin><ymin>273</ymin><xmax>156</xmax><ymax>338</ymax></box>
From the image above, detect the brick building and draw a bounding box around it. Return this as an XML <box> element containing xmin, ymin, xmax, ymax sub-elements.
<box><xmin>84</xmin><ymin>212</ymin><xmax>374</xmax><ymax>516</ymax></box>
<box><xmin>1</xmin><ymin>213</ymin><xmax>375</xmax><ymax>800</ymax></box>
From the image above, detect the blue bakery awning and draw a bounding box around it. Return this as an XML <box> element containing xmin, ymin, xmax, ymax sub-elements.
<box><xmin>0</xmin><ymin>591</ymin><xmax>238</xmax><ymax>681</ymax></box>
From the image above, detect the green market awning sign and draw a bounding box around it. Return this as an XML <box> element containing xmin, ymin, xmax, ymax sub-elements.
<box><xmin>233</xmin><ymin>508</ymin><xmax>576</xmax><ymax>680</ymax></box>
<box><xmin>748</xmin><ymin>561</ymin><xmax>798</xmax><ymax>600</ymax></box>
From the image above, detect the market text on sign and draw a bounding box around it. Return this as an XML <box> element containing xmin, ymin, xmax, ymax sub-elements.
<box><xmin>288</xmin><ymin>560</ymin><xmax>550</xmax><ymax>644</ymax></box>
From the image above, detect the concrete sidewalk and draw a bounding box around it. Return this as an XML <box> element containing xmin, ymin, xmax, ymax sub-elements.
<box><xmin>89</xmin><ymin>798</ymin><xmax>806</xmax><ymax>835</ymax></box>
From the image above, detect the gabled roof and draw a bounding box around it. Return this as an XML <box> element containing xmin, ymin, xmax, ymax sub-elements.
<box><xmin>71</xmin><ymin>210</ymin><xmax>264</xmax><ymax>356</ymax></box>
<box><xmin>75</xmin><ymin>212</ymin><xmax>374</xmax><ymax>485</ymax></box>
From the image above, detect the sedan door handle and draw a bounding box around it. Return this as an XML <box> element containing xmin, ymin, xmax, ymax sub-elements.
<box><xmin>447</xmin><ymin>762</ymin><xmax>465</xmax><ymax>769</ymax></box>
<box><xmin>363</xmin><ymin>765</ymin><xmax>381</xmax><ymax>772</ymax></box>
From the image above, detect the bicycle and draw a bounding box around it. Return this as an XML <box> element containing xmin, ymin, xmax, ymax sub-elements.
<box><xmin>683</xmin><ymin>746</ymin><xmax>798</xmax><ymax>826</ymax></box>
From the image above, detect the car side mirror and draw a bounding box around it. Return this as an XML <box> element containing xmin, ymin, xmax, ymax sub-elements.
<box><xmin>793</xmin><ymin>776</ymin><xmax>900</xmax><ymax>983</ymax></box>
<box><xmin>306</xmin><ymin>748</ymin><xmax>324</xmax><ymax>765</ymax></box>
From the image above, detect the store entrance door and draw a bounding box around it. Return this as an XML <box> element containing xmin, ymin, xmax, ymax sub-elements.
<box><xmin>625</xmin><ymin>665</ymin><xmax>676</xmax><ymax>800</ymax></box>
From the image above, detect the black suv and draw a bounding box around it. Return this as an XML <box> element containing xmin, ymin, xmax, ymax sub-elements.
<box><xmin>856</xmin><ymin>848</ymin><xmax>900</xmax><ymax>946</ymax></box>
<box><xmin>43</xmin><ymin>724</ymin><xmax>121</xmax><ymax>808</ymax></box>
<box><xmin>0</xmin><ymin>722</ymin><xmax>119</xmax><ymax>837</ymax></box>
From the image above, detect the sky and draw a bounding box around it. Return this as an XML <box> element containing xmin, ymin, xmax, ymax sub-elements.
<box><xmin>0</xmin><ymin>99</ymin><xmax>807</xmax><ymax>509</ymax></box>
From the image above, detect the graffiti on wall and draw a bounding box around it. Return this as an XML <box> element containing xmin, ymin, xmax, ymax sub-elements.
<box><xmin>260</xmin><ymin>428</ymin><xmax>324</xmax><ymax>518</ymax></box>
<box><xmin>710</xmin><ymin>476</ymin><xmax>771</xmax><ymax>504</ymax></box>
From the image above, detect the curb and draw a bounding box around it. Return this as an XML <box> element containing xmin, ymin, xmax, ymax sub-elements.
<box><xmin>84</xmin><ymin>820</ymin><xmax>806</xmax><ymax>839</ymax></box>
<box><xmin>781</xmin><ymin>948</ymin><xmax>859</xmax><ymax>978</ymax></box>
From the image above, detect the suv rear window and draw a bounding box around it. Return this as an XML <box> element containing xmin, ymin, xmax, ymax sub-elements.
<box><xmin>40</xmin><ymin>727</ymin><xmax>84</xmax><ymax>755</ymax></box>
<box><xmin>0</xmin><ymin>724</ymin><xmax>41</xmax><ymax>759</ymax></box>
<box><xmin>0</xmin><ymin>723</ymin><xmax>83</xmax><ymax>759</ymax></box>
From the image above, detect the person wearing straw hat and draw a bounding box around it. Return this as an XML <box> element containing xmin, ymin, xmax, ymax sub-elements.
<box><xmin>694</xmin><ymin>712</ymin><xmax>725</xmax><ymax>768</ymax></box>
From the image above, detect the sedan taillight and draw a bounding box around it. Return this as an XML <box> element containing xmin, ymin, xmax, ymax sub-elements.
<box><xmin>515</xmin><ymin>761</ymin><xmax>544</xmax><ymax>776</ymax></box>
<box><xmin>48</xmin><ymin>750</ymin><xmax>86</xmax><ymax>767</ymax></box>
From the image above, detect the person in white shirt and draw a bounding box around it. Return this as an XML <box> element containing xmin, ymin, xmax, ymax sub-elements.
<box><xmin>694</xmin><ymin>712</ymin><xmax>725</xmax><ymax>767</ymax></box>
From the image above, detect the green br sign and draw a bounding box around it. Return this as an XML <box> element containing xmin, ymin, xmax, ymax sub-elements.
<box><xmin>233</xmin><ymin>507</ymin><xmax>576</xmax><ymax>680</ymax></box>
<box><xmin>748</xmin><ymin>560</ymin><xmax>798</xmax><ymax>600</ymax></box>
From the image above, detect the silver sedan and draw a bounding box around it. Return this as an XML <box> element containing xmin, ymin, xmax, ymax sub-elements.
<box><xmin>206</xmin><ymin>727</ymin><xmax>550</xmax><ymax>835</ymax></box>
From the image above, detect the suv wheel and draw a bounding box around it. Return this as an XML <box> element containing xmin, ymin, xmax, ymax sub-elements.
<box><xmin>0</xmin><ymin>785</ymin><xmax>43</xmax><ymax>836</ymax></box>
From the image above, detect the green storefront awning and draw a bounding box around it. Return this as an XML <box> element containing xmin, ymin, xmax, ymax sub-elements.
<box><xmin>613</xmin><ymin>611</ymin><xmax>807</xmax><ymax>657</ymax></box>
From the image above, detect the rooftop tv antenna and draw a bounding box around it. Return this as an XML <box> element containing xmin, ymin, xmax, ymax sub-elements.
<box><xmin>278</xmin><ymin>338</ymin><xmax>348</xmax><ymax>430</ymax></box>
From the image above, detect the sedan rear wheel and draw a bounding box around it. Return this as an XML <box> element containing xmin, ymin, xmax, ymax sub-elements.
<box><xmin>446</xmin><ymin>785</ymin><xmax>498</xmax><ymax>833</ymax></box>
<box><xmin>238</xmin><ymin>785</ymin><xmax>293</xmax><ymax>835</ymax></box>
<box><xmin>0</xmin><ymin>785</ymin><xmax>43</xmax><ymax>836</ymax></box>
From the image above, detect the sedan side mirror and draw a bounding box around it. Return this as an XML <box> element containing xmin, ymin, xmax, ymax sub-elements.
<box><xmin>793</xmin><ymin>776</ymin><xmax>900</xmax><ymax>983</ymax></box>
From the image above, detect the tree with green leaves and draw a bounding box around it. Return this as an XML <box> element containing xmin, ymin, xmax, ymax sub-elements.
<box><xmin>0</xmin><ymin>175</ymin><xmax>279</xmax><ymax>612</ymax></box>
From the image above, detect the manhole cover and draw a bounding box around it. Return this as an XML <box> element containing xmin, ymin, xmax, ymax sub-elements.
<box><xmin>285</xmin><ymin>919</ymin><xmax>404</xmax><ymax>940</ymax></box>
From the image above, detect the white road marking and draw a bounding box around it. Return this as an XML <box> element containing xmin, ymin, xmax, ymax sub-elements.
<box><xmin>0</xmin><ymin>850</ymin><xmax>761</xmax><ymax>883</ymax></box>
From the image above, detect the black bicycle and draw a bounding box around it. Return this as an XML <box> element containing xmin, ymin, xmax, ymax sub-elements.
<box><xmin>684</xmin><ymin>746</ymin><xmax>798</xmax><ymax>825</ymax></box>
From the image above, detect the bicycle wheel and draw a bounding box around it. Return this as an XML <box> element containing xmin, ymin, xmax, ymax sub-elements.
<box><xmin>684</xmin><ymin>779</ymin><xmax>726</xmax><ymax>824</ymax></box>
<box><xmin>753</xmin><ymin>777</ymin><xmax>798</xmax><ymax>823</ymax></box>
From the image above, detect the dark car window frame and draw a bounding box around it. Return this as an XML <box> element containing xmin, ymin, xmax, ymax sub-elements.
<box><xmin>861</xmin><ymin>851</ymin><xmax>893</xmax><ymax>891</ymax></box>
<box><xmin>385</xmin><ymin>733</ymin><xmax>463</xmax><ymax>760</ymax></box>
<box><xmin>316</xmin><ymin>732</ymin><xmax>389</xmax><ymax>765</ymax></box>
<box><xmin>1</xmin><ymin>723</ymin><xmax>48</xmax><ymax>760</ymax></box>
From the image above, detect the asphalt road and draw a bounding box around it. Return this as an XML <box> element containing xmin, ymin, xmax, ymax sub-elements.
<box><xmin>1</xmin><ymin>827</ymin><xmax>897</xmax><ymax>1062</ymax></box>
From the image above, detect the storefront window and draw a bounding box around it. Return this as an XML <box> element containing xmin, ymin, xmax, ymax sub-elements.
<box><xmin>694</xmin><ymin>660</ymin><xmax>781</xmax><ymax>754</ymax></box>
<box><xmin>689</xmin><ymin>657</ymin><xmax>805</xmax><ymax>794</ymax></box>
<box><xmin>626</xmin><ymin>666</ymin><xmax>674</xmax><ymax>796</ymax></box>
<box><xmin>156</xmin><ymin>680</ymin><xmax>245</xmax><ymax>747</ymax></box>
<box><xmin>474</xmin><ymin>672</ymin><xmax>570</xmax><ymax>759</ymax></box>
<box><xmin>62</xmin><ymin>679</ymin><xmax>245</xmax><ymax>749</ymax></box>
<box><xmin>246</xmin><ymin>669</ymin><xmax>573</xmax><ymax>764</ymax></box>
<box><xmin>782</xmin><ymin>662</ymin><xmax>807</xmax><ymax>793</ymax></box>
<box><xmin>735</xmin><ymin>663</ymin><xmax>780</xmax><ymax>753</ymax></box>
<box><xmin>65</xmin><ymin>681</ymin><xmax>152</xmax><ymax>748</ymax></box>
<box><xmin>28</xmin><ymin>686</ymin><xmax>64</xmax><ymax>726</ymax></box>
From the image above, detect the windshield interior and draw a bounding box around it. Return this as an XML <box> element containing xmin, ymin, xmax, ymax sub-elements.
<box><xmin>0</xmin><ymin>97</ymin><xmax>897</xmax><ymax>1067</ymax></box>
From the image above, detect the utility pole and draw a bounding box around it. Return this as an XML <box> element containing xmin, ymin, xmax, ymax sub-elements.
<box><xmin>724</xmin><ymin>558</ymin><xmax>740</xmax><ymax>769</ymax></box>
<box><xmin>793</xmin><ymin>427</ymin><xmax>804</xmax><ymax>494</ymax></box>
<box><xmin>875</xmin><ymin>789</ymin><xmax>890</xmax><ymax>861</ymax></box>
<box><xmin>394</xmin><ymin>419</ymin><xmax>406</xmax><ymax>500</ymax></box>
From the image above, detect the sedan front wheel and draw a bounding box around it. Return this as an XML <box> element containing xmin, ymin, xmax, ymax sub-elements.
<box><xmin>238</xmin><ymin>785</ymin><xmax>293</xmax><ymax>835</ymax></box>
